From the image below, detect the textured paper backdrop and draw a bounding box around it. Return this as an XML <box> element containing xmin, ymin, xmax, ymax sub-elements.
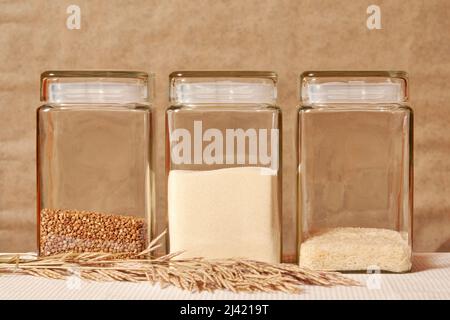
<box><xmin>0</xmin><ymin>0</ymin><xmax>449</xmax><ymax>254</ymax></box>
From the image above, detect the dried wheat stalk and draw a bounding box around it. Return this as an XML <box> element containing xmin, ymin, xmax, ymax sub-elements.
<box><xmin>0</xmin><ymin>231</ymin><xmax>359</xmax><ymax>294</ymax></box>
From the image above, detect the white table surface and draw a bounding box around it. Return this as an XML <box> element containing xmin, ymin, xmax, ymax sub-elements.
<box><xmin>0</xmin><ymin>253</ymin><xmax>449</xmax><ymax>300</ymax></box>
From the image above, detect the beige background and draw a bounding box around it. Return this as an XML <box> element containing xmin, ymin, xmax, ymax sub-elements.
<box><xmin>0</xmin><ymin>0</ymin><xmax>449</xmax><ymax>254</ymax></box>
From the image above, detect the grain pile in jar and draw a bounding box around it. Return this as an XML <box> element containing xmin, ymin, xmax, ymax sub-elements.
<box><xmin>39</xmin><ymin>209</ymin><xmax>146</xmax><ymax>256</ymax></box>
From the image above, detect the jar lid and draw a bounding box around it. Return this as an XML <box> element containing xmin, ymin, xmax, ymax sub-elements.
<box><xmin>41</xmin><ymin>71</ymin><xmax>152</xmax><ymax>104</ymax></box>
<box><xmin>170</xmin><ymin>71</ymin><xmax>277</xmax><ymax>105</ymax></box>
<box><xmin>300</xmin><ymin>71</ymin><xmax>408</xmax><ymax>104</ymax></box>
<box><xmin>305</xmin><ymin>82</ymin><xmax>403</xmax><ymax>103</ymax></box>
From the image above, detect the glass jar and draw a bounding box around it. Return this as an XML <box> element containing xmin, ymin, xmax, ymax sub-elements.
<box><xmin>298</xmin><ymin>71</ymin><xmax>413</xmax><ymax>272</ymax></box>
<box><xmin>37</xmin><ymin>71</ymin><xmax>153</xmax><ymax>256</ymax></box>
<box><xmin>166</xmin><ymin>71</ymin><xmax>281</xmax><ymax>263</ymax></box>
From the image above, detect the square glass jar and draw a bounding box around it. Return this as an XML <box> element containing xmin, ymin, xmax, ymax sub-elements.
<box><xmin>37</xmin><ymin>71</ymin><xmax>153</xmax><ymax>256</ymax></box>
<box><xmin>298</xmin><ymin>71</ymin><xmax>413</xmax><ymax>272</ymax></box>
<box><xmin>166</xmin><ymin>71</ymin><xmax>282</xmax><ymax>263</ymax></box>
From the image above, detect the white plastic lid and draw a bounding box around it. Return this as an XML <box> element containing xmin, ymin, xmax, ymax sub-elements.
<box><xmin>305</xmin><ymin>81</ymin><xmax>403</xmax><ymax>104</ymax></box>
<box><xmin>41</xmin><ymin>71</ymin><xmax>151</xmax><ymax>104</ymax></box>
<box><xmin>170</xmin><ymin>72</ymin><xmax>278</xmax><ymax>105</ymax></box>
<box><xmin>47</xmin><ymin>81</ymin><xmax>149</xmax><ymax>104</ymax></box>
<box><xmin>174</xmin><ymin>80</ymin><xmax>277</xmax><ymax>104</ymax></box>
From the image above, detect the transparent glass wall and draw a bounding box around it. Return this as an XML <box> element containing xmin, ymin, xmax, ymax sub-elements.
<box><xmin>37</xmin><ymin>71</ymin><xmax>153</xmax><ymax>256</ymax></box>
<box><xmin>298</xmin><ymin>71</ymin><xmax>413</xmax><ymax>272</ymax></box>
<box><xmin>166</xmin><ymin>71</ymin><xmax>282</xmax><ymax>263</ymax></box>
